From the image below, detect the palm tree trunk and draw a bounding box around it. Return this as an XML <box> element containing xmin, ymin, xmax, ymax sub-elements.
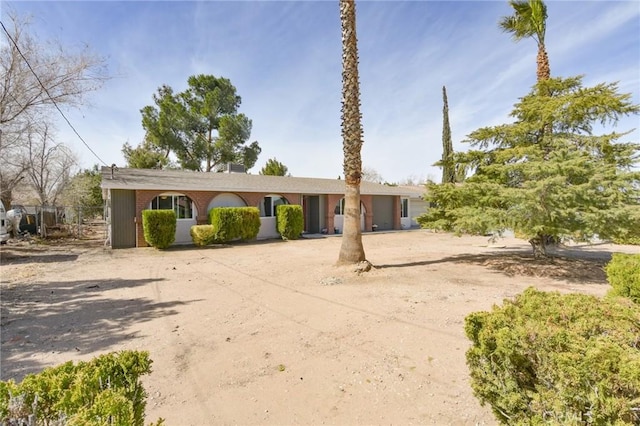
<box><xmin>337</xmin><ymin>0</ymin><xmax>366</xmax><ymax>264</ymax></box>
<box><xmin>340</xmin><ymin>182</ymin><xmax>366</xmax><ymax>263</ymax></box>
<box><xmin>536</xmin><ymin>44</ymin><xmax>551</xmax><ymax>82</ymax></box>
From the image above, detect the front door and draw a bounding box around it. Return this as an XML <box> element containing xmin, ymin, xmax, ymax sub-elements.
<box><xmin>305</xmin><ymin>196</ymin><xmax>320</xmax><ymax>234</ymax></box>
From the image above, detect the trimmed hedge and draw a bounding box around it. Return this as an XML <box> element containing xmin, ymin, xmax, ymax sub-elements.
<box><xmin>276</xmin><ymin>204</ymin><xmax>303</xmax><ymax>240</ymax></box>
<box><xmin>465</xmin><ymin>287</ymin><xmax>640</xmax><ymax>425</ymax></box>
<box><xmin>208</xmin><ymin>207</ymin><xmax>260</xmax><ymax>243</ymax></box>
<box><xmin>0</xmin><ymin>351</ymin><xmax>162</xmax><ymax>426</ymax></box>
<box><xmin>606</xmin><ymin>253</ymin><xmax>640</xmax><ymax>304</ymax></box>
<box><xmin>190</xmin><ymin>224</ymin><xmax>217</xmax><ymax>246</ymax></box>
<box><xmin>142</xmin><ymin>210</ymin><xmax>176</xmax><ymax>249</ymax></box>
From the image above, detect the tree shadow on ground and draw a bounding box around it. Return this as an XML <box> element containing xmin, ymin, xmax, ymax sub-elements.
<box><xmin>376</xmin><ymin>246</ymin><xmax>610</xmax><ymax>285</ymax></box>
<box><xmin>1</xmin><ymin>253</ymin><xmax>80</xmax><ymax>264</ymax></box>
<box><xmin>0</xmin><ymin>244</ymin><xmax>83</xmax><ymax>264</ymax></box>
<box><xmin>0</xmin><ymin>277</ymin><xmax>201</xmax><ymax>381</ymax></box>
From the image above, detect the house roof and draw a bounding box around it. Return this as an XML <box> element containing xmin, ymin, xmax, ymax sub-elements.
<box><xmin>100</xmin><ymin>167</ymin><xmax>425</xmax><ymax>198</ymax></box>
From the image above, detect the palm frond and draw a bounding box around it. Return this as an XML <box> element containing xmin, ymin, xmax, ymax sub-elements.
<box><xmin>499</xmin><ymin>0</ymin><xmax>546</xmax><ymax>44</ymax></box>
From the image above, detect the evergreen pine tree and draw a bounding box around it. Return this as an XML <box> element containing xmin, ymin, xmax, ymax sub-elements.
<box><xmin>418</xmin><ymin>76</ymin><xmax>640</xmax><ymax>257</ymax></box>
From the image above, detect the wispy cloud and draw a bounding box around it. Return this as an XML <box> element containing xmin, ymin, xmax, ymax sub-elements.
<box><xmin>4</xmin><ymin>0</ymin><xmax>639</xmax><ymax>182</ymax></box>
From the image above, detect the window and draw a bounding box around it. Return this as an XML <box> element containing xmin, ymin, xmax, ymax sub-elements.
<box><xmin>334</xmin><ymin>198</ymin><xmax>364</xmax><ymax>215</ymax></box>
<box><xmin>150</xmin><ymin>194</ymin><xmax>194</xmax><ymax>219</ymax></box>
<box><xmin>400</xmin><ymin>198</ymin><xmax>409</xmax><ymax>218</ymax></box>
<box><xmin>260</xmin><ymin>195</ymin><xmax>288</xmax><ymax>217</ymax></box>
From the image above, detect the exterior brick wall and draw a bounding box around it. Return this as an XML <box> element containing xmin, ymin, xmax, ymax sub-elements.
<box><xmin>134</xmin><ymin>190</ymin><xmax>307</xmax><ymax>247</ymax></box>
<box><xmin>392</xmin><ymin>195</ymin><xmax>401</xmax><ymax>230</ymax></box>
<box><xmin>361</xmin><ymin>194</ymin><xmax>373</xmax><ymax>232</ymax></box>
<box><xmin>326</xmin><ymin>194</ymin><xmax>342</xmax><ymax>235</ymax></box>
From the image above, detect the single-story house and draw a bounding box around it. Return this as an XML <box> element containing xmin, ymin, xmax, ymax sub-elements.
<box><xmin>100</xmin><ymin>166</ymin><xmax>427</xmax><ymax>248</ymax></box>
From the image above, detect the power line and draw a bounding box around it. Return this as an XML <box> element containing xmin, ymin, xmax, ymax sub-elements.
<box><xmin>0</xmin><ymin>19</ymin><xmax>109</xmax><ymax>167</ymax></box>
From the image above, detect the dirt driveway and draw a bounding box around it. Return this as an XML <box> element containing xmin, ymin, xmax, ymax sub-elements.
<box><xmin>1</xmin><ymin>230</ymin><xmax>637</xmax><ymax>425</ymax></box>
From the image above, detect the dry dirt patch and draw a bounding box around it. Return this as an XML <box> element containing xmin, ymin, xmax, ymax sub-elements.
<box><xmin>1</xmin><ymin>231</ymin><xmax>637</xmax><ymax>425</ymax></box>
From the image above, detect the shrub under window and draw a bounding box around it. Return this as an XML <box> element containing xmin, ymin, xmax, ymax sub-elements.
<box><xmin>142</xmin><ymin>210</ymin><xmax>176</xmax><ymax>249</ymax></box>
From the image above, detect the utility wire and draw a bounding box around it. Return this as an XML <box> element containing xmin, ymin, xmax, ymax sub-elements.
<box><xmin>0</xmin><ymin>19</ymin><xmax>109</xmax><ymax>167</ymax></box>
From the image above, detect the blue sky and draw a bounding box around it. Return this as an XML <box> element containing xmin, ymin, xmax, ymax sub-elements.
<box><xmin>3</xmin><ymin>0</ymin><xmax>639</xmax><ymax>183</ymax></box>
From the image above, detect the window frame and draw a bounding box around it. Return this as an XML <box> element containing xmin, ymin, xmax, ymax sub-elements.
<box><xmin>334</xmin><ymin>198</ymin><xmax>346</xmax><ymax>215</ymax></box>
<box><xmin>260</xmin><ymin>195</ymin><xmax>288</xmax><ymax>217</ymax></box>
<box><xmin>334</xmin><ymin>198</ymin><xmax>364</xmax><ymax>215</ymax></box>
<box><xmin>149</xmin><ymin>194</ymin><xmax>195</xmax><ymax>220</ymax></box>
<box><xmin>400</xmin><ymin>198</ymin><xmax>409</xmax><ymax>218</ymax></box>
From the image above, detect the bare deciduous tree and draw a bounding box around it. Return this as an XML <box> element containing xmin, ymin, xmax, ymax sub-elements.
<box><xmin>0</xmin><ymin>11</ymin><xmax>108</xmax><ymax>206</ymax></box>
<box><xmin>361</xmin><ymin>166</ymin><xmax>384</xmax><ymax>184</ymax></box>
<box><xmin>0</xmin><ymin>12</ymin><xmax>108</xmax><ymax>125</ymax></box>
<box><xmin>0</xmin><ymin>119</ymin><xmax>30</xmax><ymax>207</ymax></box>
<box><xmin>25</xmin><ymin>123</ymin><xmax>77</xmax><ymax>205</ymax></box>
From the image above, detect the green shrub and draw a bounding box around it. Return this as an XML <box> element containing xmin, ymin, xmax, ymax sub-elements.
<box><xmin>190</xmin><ymin>224</ymin><xmax>217</xmax><ymax>246</ymax></box>
<box><xmin>0</xmin><ymin>350</ymin><xmax>159</xmax><ymax>426</ymax></box>
<box><xmin>464</xmin><ymin>287</ymin><xmax>640</xmax><ymax>425</ymax></box>
<box><xmin>613</xmin><ymin>236</ymin><xmax>640</xmax><ymax>245</ymax></box>
<box><xmin>612</xmin><ymin>227</ymin><xmax>640</xmax><ymax>245</ymax></box>
<box><xmin>142</xmin><ymin>210</ymin><xmax>176</xmax><ymax>249</ymax></box>
<box><xmin>236</xmin><ymin>207</ymin><xmax>261</xmax><ymax>240</ymax></box>
<box><xmin>208</xmin><ymin>207</ymin><xmax>260</xmax><ymax>243</ymax></box>
<box><xmin>276</xmin><ymin>204</ymin><xmax>303</xmax><ymax>240</ymax></box>
<box><xmin>606</xmin><ymin>253</ymin><xmax>640</xmax><ymax>304</ymax></box>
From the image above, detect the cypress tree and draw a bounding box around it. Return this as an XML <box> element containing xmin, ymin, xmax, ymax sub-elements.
<box><xmin>441</xmin><ymin>86</ymin><xmax>456</xmax><ymax>184</ymax></box>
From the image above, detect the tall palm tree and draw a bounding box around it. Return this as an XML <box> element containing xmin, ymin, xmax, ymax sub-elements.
<box><xmin>499</xmin><ymin>0</ymin><xmax>550</xmax><ymax>82</ymax></box>
<box><xmin>337</xmin><ymin>0</ymin><xmax>366</xmax><ymax>264</ymax></box>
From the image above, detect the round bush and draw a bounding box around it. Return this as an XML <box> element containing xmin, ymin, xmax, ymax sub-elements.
<box><xmin>465</xmin><ymin>287</ymin><xmax>640</xmax><ymax>424</ymax></box>
<box><xmin>606</xmin><ymin>253</ymin><xmax>640</xmax><ymax>304</ymax></box>
<box><xmin>190</xmin><ymin>225</ymin><xmax>217</xmax><ymax>246</ymax></box>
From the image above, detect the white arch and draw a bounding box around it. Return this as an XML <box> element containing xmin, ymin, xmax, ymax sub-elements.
<box><xmin>208</xmin><ymin>193</ymin><xmax>247</xmax><ymax>212</ymax></box>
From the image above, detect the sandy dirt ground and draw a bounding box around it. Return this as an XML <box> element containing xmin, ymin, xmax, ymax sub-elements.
<box><xmin>1</xmin><ymin>230</ymin><xmax>638</xmax><ymax>425</ymax></box>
